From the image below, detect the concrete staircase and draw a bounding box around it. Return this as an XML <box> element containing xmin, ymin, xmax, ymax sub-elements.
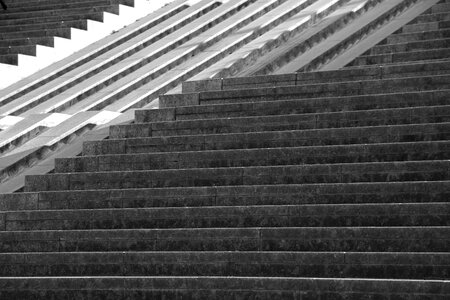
<box><xmin>0</xmin><ymin>0</ymin><xmax>449</xmax><ymax>297</ymax></box>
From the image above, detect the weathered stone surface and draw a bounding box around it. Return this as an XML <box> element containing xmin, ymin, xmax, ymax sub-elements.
<box><xmin>56</xmin><ymin>141</ymin><xmax>450</xmax><ymax>173</ymax></box>
<box><xmin>0</xmin><ymin>227</ymin><xmax>448</xmax><ymax>253</ymax></box>
<box><xmin>136</xmin><ymin>89</ymin><xmax>450</xmax><ymax>123</ymax></box>
<box><xmin>0</xmin><ymin>251</ymin><xmax>448</xmax><ymax>279</ymax></box>
<box><xmin>0</xmin><ymin>277</ymin><xmax>448</xmax><ymax>300</ymax></box>
<box><xmin>1</xmin><ymin>1</ymin><xmax>450</xmax><ymax>297</ymax></box>
<box><xmin>2</xmin><ymin>203</ymin><xmax>448</xmax><ymax>231</ymax></box>
<box><xmin>25</xmin><ymin>160</ymin><xmax>450</xmax><ymax>192</ymax></box>
<box><xmin>111</xmin><ymin>105</ymin><xmax>450</xmax><ymax>139</ymax></box>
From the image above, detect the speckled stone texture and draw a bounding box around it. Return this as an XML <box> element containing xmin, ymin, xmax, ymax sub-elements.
<box><xmin>1</xmin><ymin>0</ymin><xmax>450</xmax><ymax>298</ymax></box>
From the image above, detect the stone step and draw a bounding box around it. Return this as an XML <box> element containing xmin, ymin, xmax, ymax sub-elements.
<box><xmin>364</xmin><ymin>38</ymin><xmax>450</xmax><ymax>55</ymax></box>
<box><xmin>24</xmin><ymin>160</ymin><xmax>450</xmax><ymax>192</ymax></box>
<box><xmin>6</xmin><ymin>0</ymin><xmax>127</xmax><ymax>6</ymax></box>
<box><xmin>0</xmin><ymin>19</ymin><xmax>88</xmax><ymax>34</ymax></box>
<box><xmin>0</xmin><ymin>227</ymin><xmax>447</xmax><ymax>252</ymax></box>
<box><xmin>137</xmin><ymin>89</ymin><xmax>450</xmax><ymax>123</ymax></box>
<box><xmin>0</xmin><ymin>11</ymin><xmax>103</xmax><ymax>27</ymax></box>
<box><xmin>0</xmin><ymin>277</ymin><xmax>447</xmax><ymax>300</ymax></box>
<box><xmin>432</xmin><ymin>2</ymin><xmax>450</xmax><ymax>14</ymax></box>
<box><xmin>385</xmin><ymin>28</ymin><xmax>450</xmax><ymax>44</ymax></box>
<box><xmin>0</xmin><ymin>36</ymin><xmax>54</xmax><ymax>48</ymax></box>
<box><xmin>414</xmin><ymin>11</ymin><xmax>450</xmax><ymax>24</ymax></box>
<box><xmin>0</xmin><ymin>11</ymin><xmax>105</xmax><ymax>27</ymax></box>
<box><xmin>55</xmin><ymin>141</ymin><xmax>450</xmax><ymax>173</ymax></box>
<box><xmin>0</xmin><ymin>48</ymin><xmax>37</xmax><ymax>65</ymax></box>
<box><xmin>161</xmin><ymin>74</ymin><xmax>450</xmax><ymax>108</ymax></box>
<box><xmin>3</xmin><ymin>0</ymin><xmax>132</xmax><ymax>14</ymax></box>
<box><xmin>110</xmin><ymin>105</ymin><xmax>450</xmax><ymax>139</ymax></box>
<box><xmin>0</xmin><ymin>251</ymin><xmax>447</xmax><ymax>279</ymax></box>
<box><xmin>0</xmin><ymin>5</ymin><xmax>120</xmax><ymax>21</ymax></box>
<box><xmin>2</xmin><ymin>181</ymin><xmax>449</xmax><ymax>211</ymax></box>
<box><xmin>401</xmin><ymin>19</ymin><xmax>450</xmax><ymax>33</ymax></box>
<box><xmin>0</xmin><ymin>276</ymin><xmax>449</xmax><ymax>300</ymax></box>
<box><xmin>2</xmin><ymin>203</ymin><xmax>448</xmax><ymax>231</ymax></box>
<box><xmin>85</xmin><ymin>122</ymin><xmax>450</xmax><ymax>156</ymax></box>
<box><xmin>184</xmin><ymin>60</ymin><xmax>450</xmax><ymax>92</ymax></box>
<box><xmin>0</xmin><ymin>27</ymin><xmax>73</xmax><ymax>40</ymax></box>
<box><xmin>348</xmin><ymin>48</ymin><xmax>450</xmax><ymax>67</ymax></box>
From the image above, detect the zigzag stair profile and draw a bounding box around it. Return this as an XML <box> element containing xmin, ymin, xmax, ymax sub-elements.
<box><xmin>0</xmin><ymin>0</ymin><xmax>449</xmax><ymax>298</ymax></box>
<box><xmin>0</xmin><ymin>0</ymin><xmax>134</xmax><ymax>65</ymax></box>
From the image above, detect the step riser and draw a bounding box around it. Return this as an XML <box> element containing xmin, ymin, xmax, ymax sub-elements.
<box><xmin>414</xmin><ymin>12</ymin><xmax>450</xmax><ymax>24</ymax></box>
<box><xmin>185</xmin><ymin>61</ymin><xmax>450</xmax><ymax>92</ymax></box>
<box><xmin>3</xmin><ymin>182</ymin><xmax>449</xmax><ymax>211</ymax></box>
<box><xmin>0</xmin><ymin>228</ymin><xmax>447</xmax><ymax>253</ymax></box>
<box><xmin>25</xmin><ymin>161</ymin><xmax>450</xmax><ymax>192</ymax></box>
<box><xmin>161</xmin><ymin>75</ymin><xmax>450</xmax><ymax>108</ymax></box>
<box><xmin>350</xmin><ymin>49</ymin><xmax>450</xmax><ymax>66</ymax></box>
<box><xmin>136</xmin><ymin>90</ymin><xmax>450</xmax><ymax>123</ymax></box>
<box><xmin>402</xmin><ymin>21</ymin><xmax>450</xmax><ymax>33</ymax></box>
<box><xmin>367</xmin><ymin>38</ymin><xmax>450</xmax><ymax>55</ymax></box>
<box><xmin>110</xmin><ymin>106</ymin><xmax>450</xmax><ymax>139</ymax></box>
<box><xmin>86</xmin><ymin>123</ymin><xmax>450</xmax><ymax>156</ymax></box>
<box><xmin>0</xmin><ymin>277</ymin><xmax>446</xmax><ymax>300</ymax></box>
<box><xmin>386</xmin><ymin>29</ymin><xmax>450</xmax><ymax>44</ymax></box>
<box><xmin>0</xmin><ymin>253</ymin><xmax>447</xmax><ymax>279</ymax></box>
<box><xmin>3</xmin><ymin>204</ymin><xmax>447</xmax><ymax>231</ymax></box>
<box><xmin>56</xmin><ymin>142</ymin><xmax>450</xmax><ymax>173</ymax></box>
<box><xmin>0</xmin><ymin>20</ymin><xmax>88</xmax><ymax>33</ymax></box>
<box><xmin>0</xmin><ymin>27</ymin><xmax>72</xmax><ymax>40</ymax></box>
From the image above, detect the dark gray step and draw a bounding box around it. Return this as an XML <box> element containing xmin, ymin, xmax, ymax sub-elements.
<box><xmin>0</xmin><ymin>27</ymin><xmax>73</xmax><ymax>40</ymax></box>
<box><xmin>3</xmin><ymin>0</ymin><xmax>132</xmax><ymax>14</ymax></box>
<box><xmin>0</xmin><ymin>36</ymin><xmax>54</xmax><ymax>47</ymax></box>
<box><xmin>161</xmin><ymin>74</ymin><xmax>450</xmax><ymax>108</ymax></box>
<box><xmin>0</xmin><ymin>277</ymin><xmax>447</xmax><ymax>300</ymax></box>
<box><xmin>401</xmin><ymin>20</ymin><xmax>450</xmax><ymax>33</ymax></box>
<box><xmin>56</xmin><ymin>141</ymin><xmax>450</xmax><ymax>173</ymax></box>
<box><xmin>2</xmin><ymin>181</ymin><xmax>450</xmax><ymax>211</ymax></box>
<box><xmin>0</xmin><ymin>227</ymin><xmax>447</xmax><ymax>252</ymax></box>
<box><xmin>0</xmin><ymin>19</ymin><xmax>88</xmax><ymax>34</ymax></box>
<box><xmin>349</xmin><ymin>48</ymin><xmax>450</xmax><ymax>67</ymax></box>
<box><xmin>137</xmin><ymin>89</ymin><xmax>450</xmax><ymax>123</ymax></box>
<box><xmin>24</xmin><ymin>160</ymin><xmax>450</xmax><ymax>192</ymax></box>
<box><xmin>432</xmin><ymin>2</ymin><xmax>450</xmax><ymax>14</ymax></box>
<box><xmin>6</xmin><ymin>0</ymin><xmax>132</xmax><ymax>7</ymax></box>
<box><xmin>402</xmin><ymin>20</ymin><xmax>450</xmax><ymax>33</ymax></box>
<box><xmin>0</xmin><ymin>44</ymin><xmax>36</xmax><ymax>56</ymax></box>
<box><xmin>111</xmin><ymin>105</ymin><xmax>450</xmax><ymax>139</ymax></box>
<box><xmin>364</xmin><ymin>38</ymin><xmax>450</xmax><ymax>55</ymax></box>
<box><xmin>2</xmin><ymin>203</ymin><xmax>448</xmax><ymax>231</ymax></box>
<box><xmin>86</xmin><ymin>122</ymin><xmax>450</xmax><ymax>156</ymax></box>
<box><xmin>0</xmin><ymin>5</ymin><xmax>120</xmax><ymax>21</ymax></box>
<box><xmin>184</xmin><ymin>60</ymin><xmax>450</xmax><ymax>92</ymax></box>
<box><xmin>385</xmin><ymin>28</ymin><xmax>450</xmax><ymax>44</ymax></box>
<box><xmin>0</xmin><ymin>251</ymin><xmax>447</xmax><ymax>280</ymax></box>
<box><xmin>414</xmin><ymin>12</ymin><xmax>450</xmax><ymax>24</ymax></box>
<box><xmin>0</xmin><ymin>54</ymin><xmax>19</xmax><ymax>65</ymax></box>
<box><xmin>0</xmin><ymin>12</ymin><xmax>105</xmax><ymax>27</ymax></box>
